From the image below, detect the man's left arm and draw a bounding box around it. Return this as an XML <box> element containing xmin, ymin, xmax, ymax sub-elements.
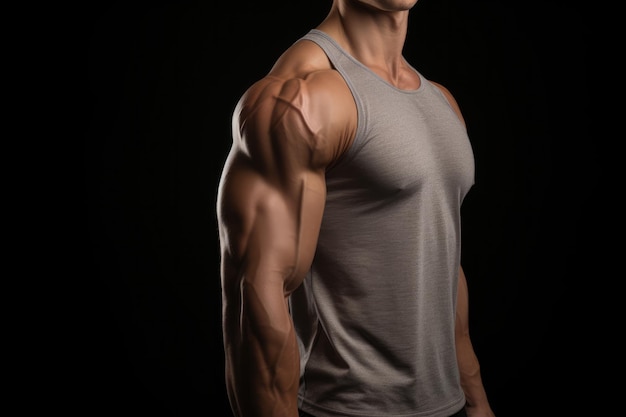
<box><xmin>456</xmin><ymin>266</ymin><xmax>496</xmax><ymax>417</ymax></box>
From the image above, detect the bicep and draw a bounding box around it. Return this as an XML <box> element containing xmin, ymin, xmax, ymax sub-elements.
<box><xmin>217</xmin><ymin>149</ymin><xmax>326</xmax><ymax>297</ymax></box>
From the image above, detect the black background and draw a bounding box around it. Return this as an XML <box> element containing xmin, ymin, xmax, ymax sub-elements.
<box><xmin>82</xmin><ymin>1</ymin><xmax>596</xmax><ymax>415</ymax></box>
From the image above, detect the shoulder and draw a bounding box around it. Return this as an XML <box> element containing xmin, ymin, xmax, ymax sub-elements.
<box><xmin>429</xmin><ymin>80</ymin><xmax>466</xmax><ymax>126</ymax></box>
<box><xmin>233</xmin><ymin>40</ymin><xmax>356</xmax><ymax>169</ymax></box>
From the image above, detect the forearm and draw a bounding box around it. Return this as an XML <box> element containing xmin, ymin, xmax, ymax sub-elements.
<box><xmin>455</xmin><ymin>267</ymin><xmax>495</xmax><ymax>416</ymax></box>
<box><xmin>455</xmin><ymin>335</ymin><xmax>491</xmax><ymax>412</ymax></box>
<box><xmin>223</xmin><ymin>277</ymin><xmax>300</xmax><ymax>417</ymax></box>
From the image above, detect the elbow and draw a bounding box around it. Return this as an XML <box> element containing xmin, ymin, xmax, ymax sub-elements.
<box><xmin>240</xmin><ymin>273</ymin><xmax>293</xmax><ymax>337</ymax></box>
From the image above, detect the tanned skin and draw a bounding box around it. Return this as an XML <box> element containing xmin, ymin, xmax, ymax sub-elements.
<box><xmin>217</xmin><ymin>1</ymin><xmax>496</xmax><ymax>416</ymax></box>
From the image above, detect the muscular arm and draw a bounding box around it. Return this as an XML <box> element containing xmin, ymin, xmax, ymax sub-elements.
<box><xmin>217</xmin><ymin>71</ymin><xmax>355</xmax><ymax>417</ymax></box>
<box><xmin>432</xmin><ymin>80</ymin><xmax>496</xmax><ymax>416</ymax></box>
<box><xmin>456</xmin><ymin>267</ymin><xmax>496</xmax><ymax>417</ymax></box>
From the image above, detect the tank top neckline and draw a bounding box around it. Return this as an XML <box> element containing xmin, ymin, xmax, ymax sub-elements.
<box><xmin>306</xmin><ymin>29</ymin><xmax>425</xmax><ymax>95</ymax></box>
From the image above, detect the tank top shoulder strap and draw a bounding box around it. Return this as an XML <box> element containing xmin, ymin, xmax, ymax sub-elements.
<box><xmin>300</xmin><ymin>29</ymin><xmax>345</xmax><ymax>64</ymax></box>
<box><xmin>298</xmin><ymin>29</ymin><xmax>368</xmax><ymax>160</ymax></box>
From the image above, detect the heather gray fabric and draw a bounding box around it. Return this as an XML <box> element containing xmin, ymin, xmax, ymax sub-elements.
<box><xmin>290</xmin><ymin>29</ymin><xmax>474</xmax><ymax>417</ymax></box>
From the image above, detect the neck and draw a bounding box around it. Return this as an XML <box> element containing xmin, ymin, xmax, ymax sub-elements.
<box><xmin>317</xmin><ymin>1</ymin><xmax>412</xmax><ymax>75</ymax></box>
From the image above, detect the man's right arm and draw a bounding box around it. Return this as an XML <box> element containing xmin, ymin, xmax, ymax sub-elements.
<box><xmin>217</xmin><ymin>73</ymin><xmax>354</xmax><ymax>416</ymax></box>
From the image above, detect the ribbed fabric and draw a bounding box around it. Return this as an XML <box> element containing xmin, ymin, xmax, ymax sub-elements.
<box><xmin>290</xmin><ymin>29</ymin><xmax>474</xmax><ymax>417</ymax></box>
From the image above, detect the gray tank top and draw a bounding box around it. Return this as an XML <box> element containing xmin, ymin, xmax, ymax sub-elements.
<box><xmin>290</xmin><ymin>29</ymin><xmax>474</xmax><ymax>417</ymax></box>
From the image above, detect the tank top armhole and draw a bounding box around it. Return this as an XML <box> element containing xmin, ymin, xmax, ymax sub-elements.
<box><xmin>300</xmin><ymin>30</ymin><xmax>368</xmax><ymax>172</ymax></box>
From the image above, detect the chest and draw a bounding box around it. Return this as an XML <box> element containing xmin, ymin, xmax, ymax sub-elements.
<box><xmin>329</xmin><ymin>92</ymin><xmax>475</xmax><ymax>201</ymax></box>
